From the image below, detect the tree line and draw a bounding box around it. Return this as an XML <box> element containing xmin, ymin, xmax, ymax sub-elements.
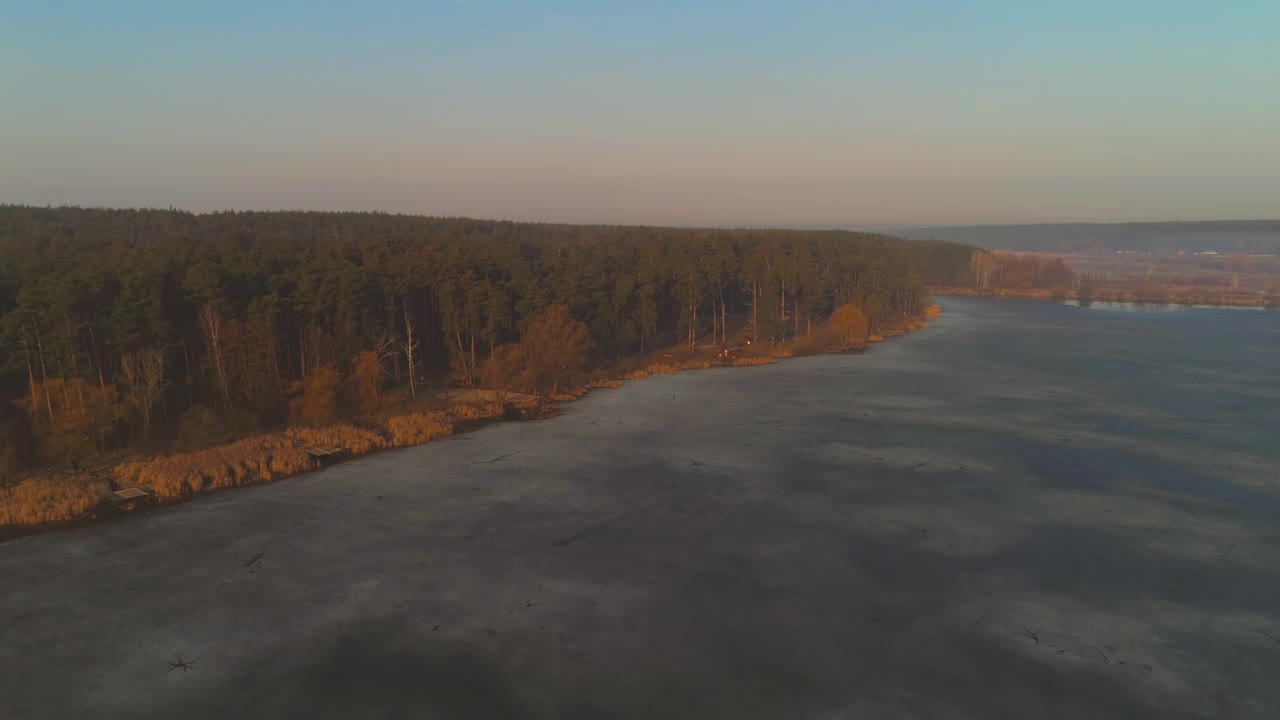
<box><xmin>0</xmin><ymin>206</ymin><xmax>975</xmax><ymax>471</ymax></box>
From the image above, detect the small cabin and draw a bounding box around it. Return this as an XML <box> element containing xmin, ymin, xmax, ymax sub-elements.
<box><xmin>718</xmin><ymin>345</ymin><xmax>742</xmax><ymax>359</ymax></box>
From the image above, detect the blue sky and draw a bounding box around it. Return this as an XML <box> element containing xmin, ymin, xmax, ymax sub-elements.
<box><xmin>2</xmin><ymin>1</ymin><xmax>1277</xmax><ymax>225</ymax></box>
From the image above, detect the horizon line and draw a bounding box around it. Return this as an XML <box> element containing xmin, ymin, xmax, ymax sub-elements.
<box><xmin>3</xmin><ymin>203</ymin><xmax>1277</xmax><ymax>233</ymax></box>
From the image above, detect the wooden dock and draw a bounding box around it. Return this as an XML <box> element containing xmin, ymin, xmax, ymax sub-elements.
<box><xmin>106</xmin><ymin>487</ymin><xmax>152</xmax><ymax>509</ymax></box>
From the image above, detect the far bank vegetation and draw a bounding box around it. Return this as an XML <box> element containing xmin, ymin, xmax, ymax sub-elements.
<box><xmin>935</xmin><ymin>249</ymin><xmax>1280</xmax><ymax>307</ymax></box>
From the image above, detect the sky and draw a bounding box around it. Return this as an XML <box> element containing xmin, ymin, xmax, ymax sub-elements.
<box><xmin>2</xmin><ymin>1</ymin><xmax>1278</xmax><ymax>226</ymax></box>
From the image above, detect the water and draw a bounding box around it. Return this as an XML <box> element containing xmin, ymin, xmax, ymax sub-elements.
<box><xmin>2</xmin><ymin>297</ymin><xmax>1278</xmax><ymax>718</ymax></box>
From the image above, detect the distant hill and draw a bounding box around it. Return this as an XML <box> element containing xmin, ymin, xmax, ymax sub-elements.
<box><xmin>891</xmin><ymin>221</ymin><xmax>1280</xmax><ymax>255</ymax></box>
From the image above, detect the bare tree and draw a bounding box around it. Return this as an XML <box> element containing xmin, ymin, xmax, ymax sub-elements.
<box><xmin>33</xmin><ymin>321</ymin><xmax>54</xmax><ymax>421</ymax></box>
<box><xmin>373</xmin><ymin>329</ymin><xmax>396</xmax><ymax>366</ymax></box>
<box><xmin>347</xmin><ymin>331</ymin><xmax>397</xmax><ymax>414</ymax></box>
<box><xmin>688</xmin><ymin>270</ymin><xmax>698</xmax><ymax>353</ymax></box>
<box><xmin>198</xmin><ymin>304</ymin><xmax>230</xmax><ymax>405</ymax></box>
<box><xmin>970</xmin><ymin>251</ymin><xmax>1003</xmax><ymax>290</ymax></box>
<box><xmin>751</xmin><ymin>277</ymin><xmax>759</xmax><ymax>343</ymax></box>
<box><xmin>719</xmin><ymin>285</ymin><xmax>727</xmax><ymax>344</ymax></box>
<box><xmin>402</xmin><ymin>302</ymin><xmax>419</xmax><ymax>401</ymax></box>
<box><xmin>19</xmin><ymin>321</ymin><xmax>38</xmax><ymax>415</ymax></box>
<box><xmin>120</xmin><ymin>349</ymin><xmax>165</xmax><ymax>436</ymax></box>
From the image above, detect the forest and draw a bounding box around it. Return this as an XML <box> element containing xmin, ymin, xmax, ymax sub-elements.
<box><xmin>0</xmin><ymin>205</ymin><xmax>975</xmax><ymax>501</ymax></box>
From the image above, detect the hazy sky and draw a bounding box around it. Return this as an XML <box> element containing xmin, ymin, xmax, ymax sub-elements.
<box><xmin>3</xmin><ymin>1</ymin><xmax>1278</xmax><ymax>226</ymax></box>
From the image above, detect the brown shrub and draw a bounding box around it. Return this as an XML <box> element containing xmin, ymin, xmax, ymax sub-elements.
<box><xmin>344</xmin><ymin>351</ymin><xmax>385</xmax><ymax>414</ymax></box>
<box><xmin>521</xmin><ymin>305</ymin><xmax>592</xmax><ymax>395</ymax></box>
<box><xmin>623</xmin><ymin>369</ymin><xmax>650</xmax><ymax>380</ymax></box>
<box><xmin>830</xmin><ymin>304</ymin><xmax>869</xmax><ymax>350</ymax></box>
<box><xmin>289</xmin><ymin>365</ymin><xmax>340</xmax><ymax>427</ymax></box>
<box><xmin>923</xmin><ymin>304</ymin><xmax>942</xmax><ymax>318</ymax></box>
<box><xmin>0</xmin><ymin>475</ymin><xmax>110</xmax><ymax>526</ymax></box>
<box><xmin>586</xmin><ymin>378</ymin><xmax>623</xmax><ymax>389</ymax></box>
<box><xmin>384</xmin><ymin>412</ymin><xmax>454</xmax><ymax>447</ymax></box>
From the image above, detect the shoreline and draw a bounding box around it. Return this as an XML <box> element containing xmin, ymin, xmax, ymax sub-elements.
<box><xmin>0</xmin><ymin>309</ymin><xmax>938</xmax><ymax>541</ymax></box>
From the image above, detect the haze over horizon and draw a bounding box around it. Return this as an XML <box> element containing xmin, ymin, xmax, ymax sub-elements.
<box><xmin>4</xmin><ymin>1</ymin><xmax>1278</xmax><ymax>226</ymax></box>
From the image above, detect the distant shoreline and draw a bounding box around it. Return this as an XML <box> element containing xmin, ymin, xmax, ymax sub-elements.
<box><xmin>930</xmin><ymin>286</ymin><xmax>1277</xmax><ymax>309</ymax></box>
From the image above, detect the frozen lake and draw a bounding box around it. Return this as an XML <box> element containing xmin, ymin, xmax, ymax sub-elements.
<box><xmin>3</xmin><ymin>297</ymin><xmax>1279</xmax><ymax>719</ymax></box>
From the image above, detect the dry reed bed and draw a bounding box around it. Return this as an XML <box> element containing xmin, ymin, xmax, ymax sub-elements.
<box><xmin>3</xmin><ymin>403</ymin><xmax>501</xmax><ymax>527</ymax></box>
<box><xmin>116</xmin><ymin>402</ymin><xmax>501</xmax><ymax>499</ymax></box>
<box><xmin>623</xmin><ymin>358</ymin><xmax>715</xmax><ymax>380</ymax></box>
<box><xmin>385</xmin><ymin>412</ymin><xmax>454</xmax><ymax>447</ymax></box>
<box><xmin>728</xmin><ymin>356</ymin><xmax>775</xmax><ymax>367</ymax></box>
<box><xmin>513</xmin><ymin>397</ymin><xmax>559</xmax><ymax>420</ymax></box>
<box><xmin>0</xmin><ymin>475</ymin><xmax>111</xmax><ymax>526</ymax></box>
<box><xmin>114</xmin><ymin>435</ymin><xmax>316</xmax><ymax>498</ymax></box>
